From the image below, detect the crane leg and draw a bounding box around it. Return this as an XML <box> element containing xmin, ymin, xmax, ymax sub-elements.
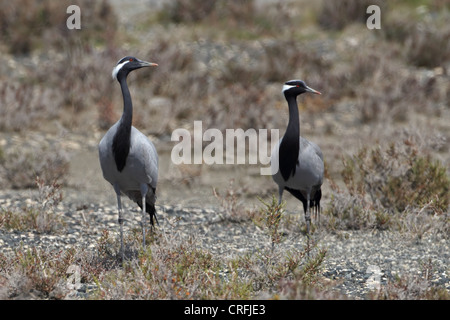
<box><xmin>314</xmin><ymin>203</ymin><xmax>321</xmax><ymax>233</ymax></box>
<box><xmin>140</xmin><ymin>184</ymin><xmax>149</xmax><ymax>248</ymax></box>
<box><xmin>304</xmin><ymin>191</ymin><xmax>311</xmax><ymax>236</ymax></box>
<box><xmin>141</xmin><ymin>198</ymin><xmax>146</xmax><ymax>248</ymax></box>
<box><xmin>114</xmin><ymin>184</ymin><xmax>125</xmax><ymax>262</ymax></box>
<box><xmin>305</xmin><ymin>202</ymin><xmax>311</xmax><ymax>235</ymax></box>
<box><xmin>305</xmin><ymin>193</ymin><xmax>311</xmax><ymax>257</ymax></box>
<box><xmin>278</xmin><ymin>186</ymin><xmax>284</xmax><ymax>205</ymax></box>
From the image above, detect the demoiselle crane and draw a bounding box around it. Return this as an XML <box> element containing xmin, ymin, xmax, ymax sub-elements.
<box><xmin>271</xmin><ymin>80</ymin><xmax>324</xmax><ymax>239</ymax></box>
<box><xmin>98</xmin><ymin>56</ymin><xmax>158</xmax><ymax>261</ymax></box>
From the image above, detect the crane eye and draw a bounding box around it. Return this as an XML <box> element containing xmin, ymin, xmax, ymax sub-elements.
<box><xmin>129</xmin><ymin>58</ymin><xmax>134</xmax><ymax>62</ymax></box>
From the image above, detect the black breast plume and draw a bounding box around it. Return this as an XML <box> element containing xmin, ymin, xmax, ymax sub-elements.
<box><xmin>112</xmin><ymin>121</ymin><xmax>131</xmax><ymax>172</ymax></box>
<box><xmin>279</xmin><ymin>136</ymin><xmax>299</xmax><ymax>181</ymax></box>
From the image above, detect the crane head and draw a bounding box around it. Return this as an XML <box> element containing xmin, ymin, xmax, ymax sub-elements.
<box><xmin>112</xmin><ymin>56</ymin><xmax>158</xmax><ymax>80</ymax></box>
<box><xmin>282</xmin><ymin>79</ymin><xmax>321</xmax><ymax>96</ymax></box>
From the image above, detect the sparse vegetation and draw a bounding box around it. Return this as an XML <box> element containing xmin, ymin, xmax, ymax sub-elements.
<box><xmin>0</xmin><ymin>177</ymin><xmax>64</xmax><ymax>233</ymax></box>
<box><xmin>0</xmin><ymin>222</ymin><xmax>328</xmax><ymax>299</ymax></box>
<box><xmin>0</xmin><ymin>142</ymin><xmax>69</xmax><ymax>189</ymax></box>
<box><xmin>325</xmin><ymin>138</ymin><xmax>449</xmax><ymax>234</ymax></box>
<box><xmin>342</xmin><ymin>143</ymin><xmax>449</xmax><ymax>213</ymax></box>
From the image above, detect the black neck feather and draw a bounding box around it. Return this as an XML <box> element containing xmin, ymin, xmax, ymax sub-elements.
<box><xmin>112</xmin><ymin>76</ymin><xmax>132</xmax><ymax>172</ymax></box>
<box><xmin>279</xmin><ymin>94</ymin><xmax>300</xmax><ymax>181</ymax></box>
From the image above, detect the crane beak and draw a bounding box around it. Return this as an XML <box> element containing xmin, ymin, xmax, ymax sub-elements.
<box><xmin>305</xmin><ymin>86</ymin><xmax>321</xmax><ymax>95</ymax></box>
<box><xmin>138</xmin><ymin>60</ymin><xmax>158</xmax><ymax>68</ymax></box>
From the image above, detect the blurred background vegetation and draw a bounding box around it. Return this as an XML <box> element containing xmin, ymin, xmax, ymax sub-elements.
<box><xmin>1</xmin><ymin>0</ymin><xmax>448</xmax><ymax>131</ymax></box>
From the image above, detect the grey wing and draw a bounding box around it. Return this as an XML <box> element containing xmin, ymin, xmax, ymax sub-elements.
<box><xmin>299</xmin><ymin>137</ymin><xmax>324</xmax><ymax>187</ymax></box>
<box><xmin>309</xmin><ymin>140</ymin><xmax>324</xmax><ymax>185</ymax></box>
<box><xmin>305</xmin><ymin>138</ymin><xmax>323</xmax><ymax>161</ymax></box>
<box><xmin>98</xmin><ymin>123</ymin><xmax>119</xmax><ymax>184</ymax></box>
<box><xmin>132</xmin><ymin>127</ymin><xmax>158</xmax><ymax>188</ymax></box>
<box><xmin>126</xmin><ymin>127</ymin><xmax>159</xmax><ymax>189</ymax></box>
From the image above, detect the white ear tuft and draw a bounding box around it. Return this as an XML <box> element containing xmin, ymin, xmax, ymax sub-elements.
<box><xmin>112</xmin><ymin>60</ymin><xmax>130</xmax><ymax>80</ymax></box>
<box><xmin>282</xmin><ymin>84</ymin><xmax>296</xmax><ymax>93</ymax></box>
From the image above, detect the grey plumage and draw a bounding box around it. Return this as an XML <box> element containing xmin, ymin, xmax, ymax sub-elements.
<box><xmin>98</xmin><ymin>56</ymin><xmax>158</xmax><ymax>261</ymax></box>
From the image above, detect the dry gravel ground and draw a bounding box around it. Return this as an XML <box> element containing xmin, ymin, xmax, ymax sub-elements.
<box><xmin>0</xmin><ymin>181</ymin><xmax>448</xmax><ymax>299</ymax></box>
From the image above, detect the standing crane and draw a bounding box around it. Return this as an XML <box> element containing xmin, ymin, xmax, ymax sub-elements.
<box><xmin>98</xmin><ymin>56</ymin><xmax>158</xmax><ymax>261</ymax></box>
<box><xmin>271</xmin><ymin>79</ymin><xmax>324</xmax><ymax>239</ymax></box>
